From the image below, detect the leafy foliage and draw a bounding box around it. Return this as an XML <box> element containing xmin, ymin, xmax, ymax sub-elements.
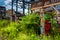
<box><xmin>44</xmin><ymin>13</ymin><xmax>52</xmax><ymax>20</ymax></box>
<box><xmin>0</xmin><ymin>20</ymin><xmax>9</xmax><ymax>28</ymax></box>
<box><xmin>0</xmin><ymin>13</ymin><xmax>60</xmax><ymax>40</ymax></box>
<box><xmin>0</xmin><ymin>13</ymin><xmax>40</xmax><ymax>40</ymax></box>
<box><xmin>44</xmin><ymin>12</ymin><xmax>60</xmax><ymax>36</ymax></box>
<box><xmin>19</xmin><ymin>13</ymin><xmax>40</xmax><ymax>33</ymax></box>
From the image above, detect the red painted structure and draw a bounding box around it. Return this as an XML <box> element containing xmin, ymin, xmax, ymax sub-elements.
<box><xmin>45</xmin><ymin>20</ymin><xmax>51</xmax><ymax>36</ymax></box>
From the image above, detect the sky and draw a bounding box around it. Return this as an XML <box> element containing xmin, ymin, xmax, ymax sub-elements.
<box><xmin>0</xmin><ymin>0</ymin><xmax>5</xmax><ymax>6</ymax></box>
<box><xmin>0</xmin><ymin>0</ymin><xmax>60</xmax><ymax>13</ymax></box>
<box><xmin>0</xmin><ymin>0</ymin><xmax>29</xmax><ymax>14</ymax></box>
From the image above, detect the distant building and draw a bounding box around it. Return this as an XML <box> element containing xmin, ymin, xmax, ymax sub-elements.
<box><xmin>6</xmin><ymin>9</ymin><xmax>25</xmax><ymax>21</ymax></box>
<box><xmin>6</xmin><ymin>9</ymin><xmax>25</xmax><ymax>17</ymax></box>
<box><xmin>15</xmin><ymin>12</ymin><xmax>25</xmax><ymax>17</ymax></box>
<box><xmin>6</xmin><ymin>9</ymin><xmax>15</xmax><ymax>18</ymax></box>
<box><xmin>0</xmin><ymin>6</ymin><xmax>6</xmax><ymax>19</ymax></box>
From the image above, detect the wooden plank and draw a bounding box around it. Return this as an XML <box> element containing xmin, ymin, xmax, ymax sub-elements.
<box><xmin>31</xmin><ymin>2</ymin><xmax>60</xmax><ymax>10</ymax></box>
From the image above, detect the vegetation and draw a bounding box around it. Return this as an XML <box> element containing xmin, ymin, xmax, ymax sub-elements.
<box><xmin>0</xmin><ymin>13</ymin><xmax>40</xmax><ymax>40</ymax></box>
<box><xmin>0</xmin><ymin>13</ymin><xmax>60</xmax><ymax>40</ymax></box>
<box><xmin>44</xmin><ymin>12</ymin><xmax>59</xmax><ymax>35</ymax></box>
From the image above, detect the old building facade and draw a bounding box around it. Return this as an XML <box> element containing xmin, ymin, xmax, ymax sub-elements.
<box><xmin>0</xmin><ymin>6</ymin><xmax>6</xmax><ymax>19</ymax></box>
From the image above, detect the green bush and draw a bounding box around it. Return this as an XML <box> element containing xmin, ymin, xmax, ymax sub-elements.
<box><xmin>0</xmin><ymin>22</ymin><xmax>19</xmax><ymax>40</ymax></box>
<box><xmin>0</xmin><ymin>20</ymin><xmax>9</xmax><ymax>28</ymax></box>
<box><xmin>0</xmin><ymin>13</ymin><xmax>40</xmax><ymax>40</ymax></box>
<box><xmin>18</xmin><ymin>13</ymin><xmax>40</xmax><ymax>34</ymax></box>
<box><xmin>0</xmin><ymin>13</ymin><xmax>60</xmax><ymax>40</ymax></box>
<box><xmin>44</xmin><ymin>13</ymin><xmax>52</xmax><ymax>20</ymax></box>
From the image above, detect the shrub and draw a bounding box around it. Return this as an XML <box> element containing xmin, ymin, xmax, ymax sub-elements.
<box><xmin>19</xmin><ymin>13</ymin><xmax>40</xmax><ymax>34</ymax></box>
<box><xmin>0</xmin><ymin>20</ymin><xmax>9</xmax><ymax>28</ymax></box>
<box><xmin>0</xmin><ymin>13</ymin><xmax>41</xmax><ymax>40</ymax></box>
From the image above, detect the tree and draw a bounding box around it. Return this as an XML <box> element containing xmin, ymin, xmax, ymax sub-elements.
<box><xmin>11</xmin><ymin>0</ymin><xmax>31</xmax><ymax>14</ymax></box>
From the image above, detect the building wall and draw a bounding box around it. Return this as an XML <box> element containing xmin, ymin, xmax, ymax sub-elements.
<box><xmin>6</xmin><ymin>9</ymin><xmax>15</xmax><ymax>18</ymax></box>
<box><xmin>0</xmin><ymin>6</ymin><xmax>6</xmax><ymax>15</ymax></box>
<box><xmin>0</xmin><ymin>6</ymin><xmax>6</xmax><ymax>19</ymax></box>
